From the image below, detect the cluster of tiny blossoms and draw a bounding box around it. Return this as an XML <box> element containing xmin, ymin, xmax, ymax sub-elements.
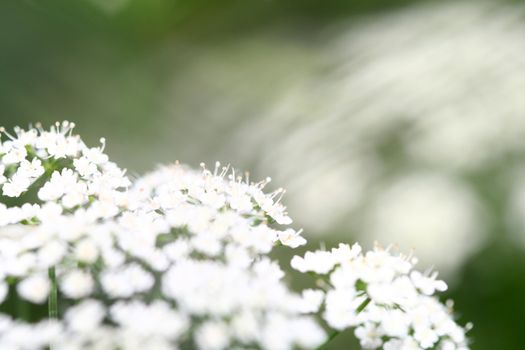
<box><xmin>0</xmin><ymin>122</ymin><xmax>470</xmax><ymax>350</ymax></box>
<box><xmin>0</xmin><ymin>121</ymin><xmax>131</xmax><ymax>225</ymax></box>
<box><xmin>292</xmin><ymin>244</ymin><xmax>471</xmax><ymax>350</ymax></box>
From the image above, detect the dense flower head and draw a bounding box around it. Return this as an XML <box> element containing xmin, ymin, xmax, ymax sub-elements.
<box><xmin>292</xmin><ymin>243</ymin><xmax>471</xmax><ymax>350</ymax></box>
<box><xmin>130</xmin><ymin>163</ymin><xmax>306</xmax><ymax>253</ymax></box>
<box><xmin>0</xmin><ymin>122</ymin><xmax>470</xmax><ymax>350</ymax></box>
<box><xmin>0</xmin><ymin>123</ymin><xmax>319</xmax><ymax>349</ymax></box>
<box><xmin>0</xmin><ymin>121</ymin><xmax>130</xmax><ymax>226</ymax></box>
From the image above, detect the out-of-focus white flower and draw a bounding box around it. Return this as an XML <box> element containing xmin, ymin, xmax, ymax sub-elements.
<box><xmin>64</xmin><ymin>299</ymin><xmax>105</xmax><ymax>333</ymax></box>
<box><xmin>17</xmin><ymin>274</ymin><xmax>51</xmax><ymax>304</ymax></box>
<box><xmin>297</xmin><ymin>289</ymin><xmax>324</xmax><ymax>314</ymax></box>
<box><xmin>60</xmin><ymin>271</ymin><xmax>94</xmax><ymax>299</ymax></box>
<box><xmin>361</xmin><ymin>173</ymin><xmax>484</xmax><ymax>274</ymax></box>
<box><xmin>291</xmin><ymin>250</ymin><xmax>335</xmax><ymax>274</ymax></box>
<box><xmin>110</xmin><ymin>300</ymin><xmax>188</xmax><ymax>340</ymax></box>
<box><xmin>195</xmin><ymin>321</ymin><xmax>230</xmax><ymax>350</ymax></box>
<box><xmin>355</xmin><ymin>323</ymin><xmax>383</xmax><ymax>349</ymax></box>
<box><xmin>331</xmin><ymin>243</ymin><xmax>362</xmax><ymax>264</ymax></box>
<box><xmin>73</xmin><ymin>238</ymin><xmax>99</xmax><ymax>264</ymax></box>
<box><xmin>37</xmin><ymin>241</ymin><xmax>67</xmax><ymax>268</ymax></box>
<box><xmin>101</xmin><ymin>264</ymin><xmax>154</xmax><ymax>298</ymax></box>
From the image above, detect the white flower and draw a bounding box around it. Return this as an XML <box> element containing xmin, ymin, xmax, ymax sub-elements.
<box><xmin>331</xmin><ymin>243</ymin><xmax>362</xmax><ymax>264</ymax></box>
<box><xmin>162</xmin><ymin>239</ymin><xmax>191</xmax><ymax>262</ymax></box>
<box><xmin>381</xmin><ymin>309</ymin><xmax>410</xmax><ymax>338</ymax></box>
<box><xmin>260</xmin><ymin>313</ymin><xmax>325</xmax><ymax>350</ymax></box>
<box><xmin>61</xmin><ymin>182</ymin><xmax>88</xmax><ymax>208</ymax></box>
<box><xmin>195</xmin><ymin>321</ymin><xmax>230</xmax><ymax>350</ymax></box>
<box><xmin>265</xmin><ymin>204</ymin><xmax>293</xmax><ymax>225</ymax></box>
<box><xmin>2</xmin><ymin>175</ymin><xmax>30</xmax><ymax>197</ymax></box>
<box><xmin>410</xmin><ymin>271</ymin><xmax>448</xmax><ymax>295</ymax></box>
<box><xmin>414</xmin><ymin>325</ymin><xmax>439</xmax><ymax>348</ymax></box>
<box><xmin>225</xmin><ymin>244</ymin><xmax>252</xmax><ymax>268</ymax></box>
<box><xmin>235</xmin><ymin>225</ymin><xmax>275</xmax><ymax>253</ymax></box>
<box><xmin>45</xmin><ymin>169</ymin><xmax>80</xmax><ymax>200</ymax></box>
<box><xmin>110</xmin><ymin>300</ymin><xmax>188</xmax><ymax>340</ymax></box>
<box><xmin>278</xmin><ymin>228</ymin><xmax>307</xmax><ymax>248</ymax></box>
<box><xmin>36</xmin><ymin>202</ymin><xmax>63</xmax><ymax>222</ymax></box>
<box><xmin>2</xmin><ymin>143</ymin><xmax>27</xmax><ymax>164</ymax></box>
<box><xmin>191</xmin><ymin>232</ymin><xmax>222</xmax><ymax>256</ymax></box>
<box><xmin>292</xmin><ymin>317</ymin><xmax>327</xmax><ymax>349</ymax></box>
<box><xmin>17</xmin><ymin>274</ymin><xmax>51</xmax><ymax>304</ymax></box>
<box><xmin>37</xmin><ymin>241</ymin><xmax>67</xmax><ymax>267</ymax></box>
<box><xmin>65</xmin><ymin>299</ymin><xmax>105</xmax><ymax>333</ymax></box>
<box><xmin>46</xmin><ymin>133</ymin><xmax>79</xmax><ymax>159</ymax></box>
<box><xmin>384</xmin><ymin>337</ymin><xmax>420</xmax><ymax>350</ymax></box>
<box><xmin>4</xmin><ymin>252</ymin><xmax>37</xmax><ymax>277</ymax></box>
<box><xmin>323</xmin><ymin>289</ymin><xmax>363</xmax><ymax>330</ymax></box>
<box><xmin>355</xmin><ymin>323</ymin><xmax>383</xmax><ymax>349</ymax></box>
<box><xmin>83</xmin><ymin>142</ymin><xmax>109</xmax><ymax>165</ymax></box>
<box><xmin>101</xmin><ymin>264</ymin><xmax>154</xmax><ymax>298</ymax></box>
<box><xmin>162</xmin><ymin>260</ymin><xmax>243</xmax><ymax>316</ymax></box>
<box><xmin>297</xmin><ymin>289</ymin><xmax>324</xmax><ymax>313</ymax></box>
<box><xmin>73</xmin><ymin>238</ymin><xmax>99</xmax><ymax>264</ymax></box>
<box><xmin>38</xmin><ymin>170</ymin><xmax>68</xmax><ymax>201</ymax></box>
<box><xmin>291</xmin><ymin>250</ymin><xmax>335</xmax><ymax>274</ymax></box>
<box><xmin>231</xmin><ymin>312</ymin><xmax>258</xmax><ymax>342</ymax></box>
<box><xmin>74</xmin><ymin>156</ymin><xmax>98</xmax><ymax>177</ymax></box>
<box><xmin>60</xmin><ymin>270</ymin><xmax>94</xmax><ymax>299</ymax></box>
<box><xmin>297</xmin><ymin>244</ymin><xmax>470</xmax><ymax>350</ymax></box>
<box><xmin>17</xmin><ymin>158</ymin><xmax>45</xmax><ymax>179</ymax></box>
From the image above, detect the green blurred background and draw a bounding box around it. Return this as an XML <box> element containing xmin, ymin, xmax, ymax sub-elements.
<box><xmin>2</xmin><ymin>0</ymin><xmax>525</xmax><ymax>348</ymax></box>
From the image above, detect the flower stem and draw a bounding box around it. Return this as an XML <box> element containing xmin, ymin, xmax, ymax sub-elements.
<box><xmin>48</xmin><ymin>267</ymin><xmax>58</xmax><ymax>319</ymax></box>
<box><xmin>356</xmin><ymin>297</ymin><xmax>371</xmax><ymax>314</ymax></box>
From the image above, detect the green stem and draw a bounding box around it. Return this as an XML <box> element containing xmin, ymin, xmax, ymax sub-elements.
<box><xmin>356</xmin><ymin>297</ymin><xmax>371</xmax><ymax>314</ymax></box>
<box><xmin>48</xmin><ymin>267</ymin><xmax>58</xmax><ymax>319</ymax></box>
<box><xmin>316</xmin><ymin>297</ymin><xmax>371</xmax><ymax>350</ymax></box>
<box><xmin>48</xmin><ymin>267</ymin><xmax>58</xmax><ymax>350</ymax></box>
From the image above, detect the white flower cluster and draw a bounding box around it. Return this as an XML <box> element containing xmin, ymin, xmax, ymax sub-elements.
<box><xmin>292</xmin><ymin>243</ymin><xmax>471</xmax><ymax>350</ymax></box>
<box><xmin>122</xmin><ymin>164</ymin><xmax>320</xmax><ymax>349</ymax></box>
<box><xmin>131</xmin><ymin>163</ymin><xmax>306</xmax><ymax>252</ymax></box>
<box><xmin>0</xmin><ymin>121</ymin><xmax>130</xmax><ymax>226</ymax></box>
<box><xmin>0</xmin><ymin>123</ymin><xmax>470</xmax><ymax>350</ymax></box>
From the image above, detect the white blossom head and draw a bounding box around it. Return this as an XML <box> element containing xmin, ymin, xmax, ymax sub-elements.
<box><xmin>0</xmin><ymin>121</ymin><xmax>131</xmax><ymax>226</ymax></box>
<box><xmin>0</xmin><ymin>126</ymin><xmax>320</xmax><ymax>349</ymax></box>
<box><xmin>292</xmin><ymin>243</ymin><xmax>471</xmax><ymax>350</ymax></box>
